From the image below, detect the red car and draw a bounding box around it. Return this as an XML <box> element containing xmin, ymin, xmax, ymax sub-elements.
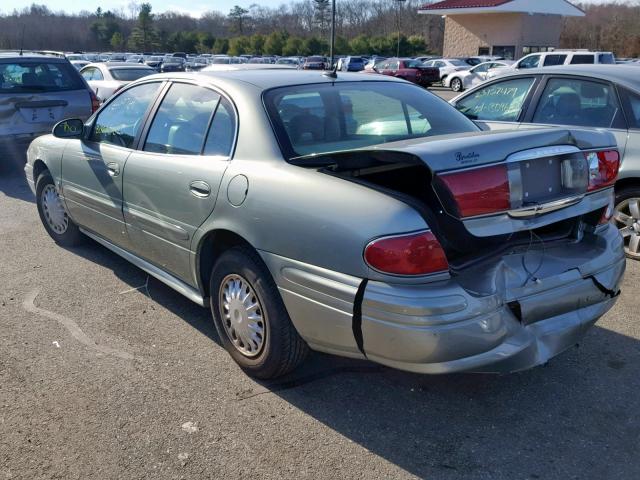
<box><xmin>369</xmin><ymin>58</ymin><xmax>440</xmax><ymax>87</ymax></box>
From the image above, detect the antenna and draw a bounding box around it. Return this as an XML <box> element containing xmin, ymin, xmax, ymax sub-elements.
<box><xmin>19</xmin><ymin>25</ymin><xmax>25</xmax><ymax>56</ymax></box>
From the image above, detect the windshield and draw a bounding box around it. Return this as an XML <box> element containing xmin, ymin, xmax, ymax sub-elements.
<box><xmin>264</xmin><ymin>81</ymin><xmax>478</xmax><ymax>160</ymax></box>
<box><xmin>599</xmin><ymin>53</ymin><xmax>615</xmax><ymax>64</ymax></box>
<box><xmin>307</xmin><ymin>56</ymin><xmax>324</xmax><ymax>62</ymax></box>
<box><xmin>109</xmin><ymin>68</ymin><xmax>153</xmax><ymax>81</ymax></box>
<box><xmin>165</xmin><ymin>58</ymin><xmax>184</xmax><ymax>64</ymax></box>
<box><xmin>0</xmin><ymin>61</ymin><xmax>85</xmax><ymax>93</ymax></box>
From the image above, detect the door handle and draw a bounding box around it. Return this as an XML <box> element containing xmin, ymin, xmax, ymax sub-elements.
<box><xmin>106</xmin><ymin>162</ymin><xmax>120</xmax><ymax>176</ymax></box>
<box><xmin>189</xmin><ymin>180</ymin><xmax>211</xmax><ymax>198</ymax></box>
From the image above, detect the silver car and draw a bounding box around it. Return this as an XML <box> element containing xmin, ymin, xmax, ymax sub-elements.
<box><xmin>450</xmin><ymin>65</ymin><xmax>640</xmax><ymax>259</ymax></box>
<box><xmin>0</xmin><ymin>53</ymin><xmax>95</xmax><ymax>170</ymax></box>
<box><xmin>25</xmin><ymin>71</ymin><xmax>625</xmax><ymax>379</ymax></box>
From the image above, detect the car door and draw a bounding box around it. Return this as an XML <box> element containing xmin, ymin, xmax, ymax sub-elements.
<box><xmin>523</xmin><ymin>76</ymin><xmax>629</xmax><ymax>157</ymax></box>
<box><xmin>452</xmin><ymin>76</ymin><xmax>539</xmax><ymax>131</ymax></box>
<box><xmin>122</xmin><ymin>82</ymin><xmax>236</xmax><ymax>281</ymax></box>
<box><xmin>61</xmin><ymin>81</ymin><xmax>164</xmax><ymax>249</ymax></box>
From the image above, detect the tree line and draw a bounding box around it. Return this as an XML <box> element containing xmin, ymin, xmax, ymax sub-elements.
<box><xmin>0</xmin><ymin>2</ymin><xmax>639</xmax><ymax>58</ymax></box>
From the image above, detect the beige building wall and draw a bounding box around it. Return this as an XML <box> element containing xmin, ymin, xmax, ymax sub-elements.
<box><xmin>442</xmin><ymin>13</ymin><xmax>563</xmax><ymax>59</ymax></box>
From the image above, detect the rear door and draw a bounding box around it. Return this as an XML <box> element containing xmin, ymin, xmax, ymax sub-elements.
<box><xmin>122</xmin><ymin>82</ymin><xmax>236</xmax><ymax>281</ymax></box>
<box><xmin>0</xmin><ymin>58</ymin><xmax>91</xmax><ymax>138</ymax></box>
<box><xmin>452</xmin><ymin>76</ymin><xmax>540</xmax><ymax>131</ymax></box>
<box><xmin>61</xmin><ymin>81</ymin><xmax>164</xmax><ymax>247</ymax></box>
<box><xmin>522</xmin><ymin>76</ymin><xmax>629</xmax><ymax>156</ymax></box>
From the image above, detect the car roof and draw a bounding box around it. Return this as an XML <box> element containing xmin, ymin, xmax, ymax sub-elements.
<box><xmin>0</xmin><ymin>52</ymin><xmax>68</xmax><ymax>62</ymax></box>
<box><xmin>489</xmin><ymin>64</ymin><xmax>640</xmax><ymax>91</ymax></box>
<box><xmin>141</xmin><ymin>70</ymin><xmax>404</xmax><ymax>91</ymax></box>
<box><xmin>84</xmin><ymin>62</ymin><xmax>153</xmax><ymax>69</ymax></box>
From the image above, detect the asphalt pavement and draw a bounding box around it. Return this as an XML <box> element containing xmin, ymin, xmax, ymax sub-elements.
<box><xmin>1</xmin><ymin>159</ymin><xmax>639</xmax><ymax>479</ymax></box>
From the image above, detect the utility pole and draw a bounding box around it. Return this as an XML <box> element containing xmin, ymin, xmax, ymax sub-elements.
<box><xmin>395</xmin><ymin>0</ymin><xmax>407</xmax><ymax>58</ymax></box>
<box><xmin>329</xmin><ymin>0</ymin><xmax>336</xmax><ymax>69</ymax></box>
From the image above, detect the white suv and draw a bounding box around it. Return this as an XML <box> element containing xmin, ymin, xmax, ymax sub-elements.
<box><xmin>487</xmin><ymin>51</ymin><xmax>615</xmax><ymax>79</ymax></box>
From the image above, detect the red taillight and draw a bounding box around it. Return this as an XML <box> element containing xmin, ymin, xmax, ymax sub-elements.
<box><xmin>90</xmin><ymin>91</ymin><xmax>100</xmax><ymax>113</ymax></box>
<box><xmin>586</xmin><ymin>150</ymin><xmax>619</xmax><ymax>192</ymax></box>
<box><xmin>437</xmin><ymin>164</ymin><xmax>510</xmax><ymax>217</ymax></box>
<box><xmin>364</xmin><ymin>231</ymin><xmax>449</xmax><ymax>276</ymax></box>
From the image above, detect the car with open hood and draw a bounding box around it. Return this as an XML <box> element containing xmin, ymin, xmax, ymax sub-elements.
<box><xmin>24</xmin><ymin>70</ymin><xmax>625</xmax><ymax>379</ymax></box>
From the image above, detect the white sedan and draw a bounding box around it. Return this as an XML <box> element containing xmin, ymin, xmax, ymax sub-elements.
<box><xmin>422</xmin><ymin>58</ymin><xmax>470</xmax><ymax>82</ymax></box>
<box><xmin>443</xmin><ymin>60</ymin><xmax>515</xmax><ymax>92</ymax></box>
<box><xmin>79</xmin><ymin>62</ymin><xmax>155</xmax><ymax>102</ymax></box>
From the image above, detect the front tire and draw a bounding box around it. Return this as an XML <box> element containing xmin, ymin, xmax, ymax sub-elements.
<box><xmin>209</xmin><ymin>246</ymin><xmax>309</xmax><ymax>379</ymax></box>
<box><xmin>614</xmin><ymin>186</ymin><xmax>640</xmax><ymax>259</ymax></box>
<box><xmin>36</xmin><ymin>171</ymin><xmax>84</xmax><ymax>247</ymax></box>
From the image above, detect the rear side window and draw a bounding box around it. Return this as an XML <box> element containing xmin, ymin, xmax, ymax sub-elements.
<box><xmin>599</xmin><ymin>53</ymin><xmax>615</xmax><ymax>64</ymax></box>
<box><xmin>0</xmin><ymin>61</ymin><xmax>85</xmax><ymax>93</ymax></box>
<box><xmin>570</xmin><ymin>55</ymin><xmax>595</xmax><ymax>65</ymax></box>
<box><xmin>455</xmin><ymin>77</ymin><xmax>536</xmax><ymax>122</ymax></box>
<box><xmin>532</xmin><ymin>78</ymin><xmax>623</xmax><ymax>129</ymax></box>
<box><xmin>144</xmin><ymin>83</ymin><xmax>219</xmax><ymax>155</ymax></box>
<box><xmin>543</xmin><ymin>55</ymin><xmax>567</xmax><ymax>66</ymax></box>
<box><xmin>109</xmin><ymin>68</ymin><xmax>153</xmax><ymax>81</ymax></box>
<box><xmin>81</xmin><ymin>67</ymin><xmax>104</xmax><ymax>81</ymax></box>
<box><xmin>204</xmin><ymin>98</ymin><xmax>236</xmax><ymax>156</ymax></box>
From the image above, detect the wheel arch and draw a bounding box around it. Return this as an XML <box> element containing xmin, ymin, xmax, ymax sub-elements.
<box><xmin>615</xmin><ymin>177</ymin><xmax>640</xmax><ymax>197</ymax></box>
<box><xmin>32</xmin><ymin>159</ymin><xmax>49</xmax><ymax>182</ymax></box>
<box><xmin>197</xmin><ymin>229</ymin><xmax>258</xmax><ymax>298</ymax></box>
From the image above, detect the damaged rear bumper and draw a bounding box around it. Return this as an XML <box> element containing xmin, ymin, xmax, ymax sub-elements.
<box><xmin>360</xmin><ymin>224</ymin><xmax>625</xmax><ymax>374</ymax></box>
<box><xmin>262</xmin><ymin>224</ymin><xmax>625</xmax><ymax>375</ymax></box>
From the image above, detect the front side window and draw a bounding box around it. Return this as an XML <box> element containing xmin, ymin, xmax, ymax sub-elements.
<box><xmin>532</xmin><ymin>78</ymin><xmax>623</xmax><ymax>128</ymax></box>
<box><xmin>518</xmin><ymin>55</ymin><xmax>540</xmax><ymax>69</ymax></box>
<box><xmin>620</xmin><ymin>88</ymin><xmax>640</xmax><ymax>129</ymax></box>
<box><xmin>455</xmin><ymin>77</ymin><xmax>535</xmax><ymax>122</ymax></box>
<box><xmin>472</xmin><ymin>63</ymin><xmax>490</xmax><ymax>74</ymax></box>
<box><xmin>264</xmin><ymin>82</ymin><xmax>477</xmax><ymax>159</ymax></box>
<box><xmin>144</xmin><ymin>83</ymin><xmax>219</xmax><ymax>155</ymax></box>
<box><xmin>90</xmin><ymin>82</ymin><xmax>161</xmax><ymax>148</ymax></box>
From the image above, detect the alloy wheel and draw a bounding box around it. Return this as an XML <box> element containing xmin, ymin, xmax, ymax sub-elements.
<box><xmin>614</xmin><ymin>197</ymin><xmax>640</xmax><ymax>259</ymax></box>
<box><xmin>218</xmin><ymin>274</ymin><xmax>266</xmax><ymax>357</ymax></box>
<box><xmin>41</xmin><ymin>184</ymin><xmax>68</xmax><ymax>235</ymax></box>
<box><xmin>451</xmin><ymin>78</ymin><xmax>462</xmax><ymax>92</ymax></box>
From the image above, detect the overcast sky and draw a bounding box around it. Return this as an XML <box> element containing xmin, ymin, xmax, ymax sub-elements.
<box><xmin>1</xmin><ymin>0</ymin><xmax>619</xmax><ymax>18</ymax></box>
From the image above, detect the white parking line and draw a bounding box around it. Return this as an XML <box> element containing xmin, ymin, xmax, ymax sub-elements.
<box><xmin>23</xmin><ymin>288</ymin><xmax>135</xmax><ymax>361</ymax></box>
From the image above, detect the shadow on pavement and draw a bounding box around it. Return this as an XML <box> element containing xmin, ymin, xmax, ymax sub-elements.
<box><xmin>0</xmin><ymin>167</ymin><xmax>35</xmax><ymax>204</ymax></box>
<box><xmin>63</xmin><ymin>239</ymin><xmax>640</xmax><ymax>479</ymax></box>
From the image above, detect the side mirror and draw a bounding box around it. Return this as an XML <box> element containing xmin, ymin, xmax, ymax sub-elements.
<box><xmin>52</xmin><ymin>118</ymin><xmax>84</xmax><ymax>139</ymax></box>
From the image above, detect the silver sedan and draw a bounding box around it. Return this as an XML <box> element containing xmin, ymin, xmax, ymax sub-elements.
<box><xmin>25</xmin><ymin>70</ymin><xmax>625</xmax><ymax>378</ymax></box>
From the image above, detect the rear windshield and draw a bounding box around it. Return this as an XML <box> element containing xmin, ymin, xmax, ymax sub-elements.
<box><xmin>307</xmin><ymin>57</ymin><xmax>325</xmax><ymax>62</ymax></box>
<box><xmin>264</xmin><ymin>81</ymin><xmax>478</xmax><ymax>160</ymax></box>
<box><xmin>0</xmin><ymin>61</ymin><xmax>85</xmax><ymax>93</ymax></box>
<box><xmin>109</xmin><ymin>68</ymin><xmax>153</xmax><ymax>81</ymax></box>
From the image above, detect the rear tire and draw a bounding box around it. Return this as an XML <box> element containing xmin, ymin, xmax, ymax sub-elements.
<box><xmin>209</xmin><ymin>246</ymin><xmax>309</xmax><ymax>379</ymax></box>
<box><xmin>36</xmin><ymin>171</ymin><xmax>85</xmax><ymax>247</ymax></box>
<box><xmin>614</xmin><ymin>186</ymin><xmax>640</xmax><ymax>260</ymax></box>
<box><xmin>450</xmin><ymin>77</ymin><xmax>463</xmax><ymax>92</ymax></box>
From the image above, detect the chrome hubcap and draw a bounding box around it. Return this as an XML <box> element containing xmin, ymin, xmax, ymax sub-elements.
<box><xmin>615</xmin><ymin>197</ymin><xmax>640</xmax><ymax>258</ymax></box>
<box><xmin>41</xmin><ymin>184</ymin><xmax>68</xmax><ymax>234</ymax></box>
<box><xmin>219</xmin><ymin>274</ymin><xmax>266</xmax><ymax>357</ymax></box>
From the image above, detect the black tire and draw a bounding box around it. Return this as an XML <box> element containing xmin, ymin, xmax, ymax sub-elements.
<box><xmin>209</xmin><ymin>246</ymin><xmax>309</xmax><ymax>379</ymax></box>
<box><xmin>614</xmin><ymin>186</ymin><xmax>640</xmax><ymax>259</ymax></box>
<box><xmin>450</xmin><ymin>77</ymin><xmax>463</xmax><ymax>92</ymax></box>
<box><xmin>35</xmin><ymin>171</ymin><xmax>85</xmax><ymax>247</ymax></box>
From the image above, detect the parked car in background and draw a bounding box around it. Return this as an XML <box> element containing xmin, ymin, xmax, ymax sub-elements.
<box><xmin>276</xmin><ymin>57</ymin><xmax>301</xmax><ymax>67</ymax></box>
<box><xmin>144</xmin><ymin>55</ymin><xmax>164</xmax><ymax>71</ymax></box>
<box><xmin>369</xmin><ymin>58</ymin><xmax>440</xmax><ymax>87</ymax></box>
<box><xmin>444</xmin><ymin>60</ymin><xmax>514</xmax><ymax>92</ymax></box>
<box><xmin>70</xmin><ymin>60</ymin><xmax>90</xmax><ymax>71</ymax></box>
<box><xmin>126</xmin><ymin>55</ymin><xmax>145</xmax><ymax>64</ymax></box>
<box><xmin>161</xmin><ymin>57</ymin><xmax>186</xmax><ymax>72</ymax></box>
<box><xmin>302</xmin><ymin>56</ymin><xmax>328</xmax><ymax>70</ymax></box>
<box><xmin>422</xmin><ymin>58</ymin><xmax>471</xmax><ymax>82</ymax></box>
<box><xmin>25</xmin><ymin>70</ymin><xmax>624</xmax><ymax>379</ymax></box>
<box><xmin>451</xmin><ymin>65</ymin><xmax>640</xmax><ymax>258</ymax></box>
<box><xmin>340</xmin><ymin>56</ymin><xmax>366</xmax><ymax>72</ymax></box>
<box><xmin>186</xmin><ymin>57</ymin><xmax>208</xmax><ymax>71</ymax></box>
<box><xmin>487</xmin><ymin>50</ymin><xmax>616</xmax><ymax>79</ymax></box>
<box><xmin>0</xmin><ymin>52</ymin><xmax>96</xmax><ymax>171</ymax></box>
<box><xmin>80</xmin><ymin>63</ymin><xmax>154</xmax><ymax>102</ymax></box>
<box><xmin>108</xmin><ymin>53</ymin><xmax>127</xmax><ymax>62</ymax></box>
